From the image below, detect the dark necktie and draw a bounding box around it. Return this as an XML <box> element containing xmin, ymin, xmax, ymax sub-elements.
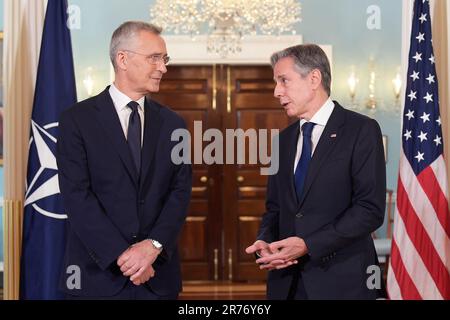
<box><xmin>127</xmin><ymin>101</ymin><xmax>141</xmax><ymax>175</ymax></box>
<box><xmin>294</xmin><ymin>122</ymin><xmax>316</xmax><ymax>202</ymax></box>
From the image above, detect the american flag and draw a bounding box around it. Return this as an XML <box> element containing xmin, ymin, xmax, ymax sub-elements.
<box><xmin>387</xmin><ymin>0</ymin><xmax>450</xmax><ymax>299</ymax></box>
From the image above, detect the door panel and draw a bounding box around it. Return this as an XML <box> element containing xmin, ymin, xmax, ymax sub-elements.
<box><xmin>224</xmin><ymin>66</ymin><xmax>291</xmax><ymax>281</ymax></box>
<box><xmin>152</xmin><ymin>66</ymin><xmax>222</xmax><ymax>281</ymax></box>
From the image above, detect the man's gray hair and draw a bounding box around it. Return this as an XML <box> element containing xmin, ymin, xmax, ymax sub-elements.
<box><xmin>110</xmin><ymin>21</ymin><xmax>162</xmax><ymax>69</ymax></box>
<box><xmin>270</xmin><ymin>44</ymin><xmax>331</xmax><ymax>96</ymax></box>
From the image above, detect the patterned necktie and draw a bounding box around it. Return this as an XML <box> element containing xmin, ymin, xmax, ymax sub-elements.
<box><xmin>127</xmin><ymin>101</ymin><xmax>141</xmax><ymax>175</ymax></box>
<box><xmin>294</xmin><ymin>122</ymin><xmax>316</xmax><ymax>202</ymax></box>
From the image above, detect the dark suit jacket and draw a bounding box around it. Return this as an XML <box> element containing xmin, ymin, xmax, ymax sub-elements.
<box><xmin>56</xmin><ymin>87</ymin><xmax>192</xmax><ymax>297</ymax></box>
<box><xmin>258</xmin><ymin>102</ymin><xmax>386</xmax><ymax>300</ymax></box>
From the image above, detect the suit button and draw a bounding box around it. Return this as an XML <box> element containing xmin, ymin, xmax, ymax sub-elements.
<box><xmin>139</xmin><ymin>199</ymin><xmax>145</xmax><ymax>205</ymax></box>
<box><xmin>296</xmin><ymin>212</ymin><xmax>304</xmax><ymax>218</ymax></box>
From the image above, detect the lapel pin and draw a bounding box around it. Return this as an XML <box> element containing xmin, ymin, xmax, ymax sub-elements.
<box><xmin>330</xmin><ymin>133</ymin><xmax>337</xmax><ymax>138</ymax></box>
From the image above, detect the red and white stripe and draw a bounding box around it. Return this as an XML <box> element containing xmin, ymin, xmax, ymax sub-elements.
<box><xmin>388</xmin><ymin>154</ymin><xmax>450</xmax><ymax>299</ymax></box>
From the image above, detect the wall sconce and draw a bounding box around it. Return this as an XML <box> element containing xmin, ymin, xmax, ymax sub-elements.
<box><xmin>366</xmin><ymin>71</ymin><xmax>377</xmax><ymax>110</ymax></box>
<box><xmin>392</xmin><ymin>71</ymin><xmax>402</xmax><ymax>106</ymax></box>
<box><xmin>365</xmin><ymin>58</ymin><xmax>377</xmax><ymax>111</ymax></box>
<box><xmin>344</xmin><ymin>60</ymin><xmax>402</xmax><ymax>115</ymax></box>
<box><xmin>347</xmin><ymin>69</ymin><xmax>359</xmax><ymax>106</ymax></box>
<box><xmin>83</xmin><ymin>67</ymin><xmax>95</xmax><ymax>97</ymax></box>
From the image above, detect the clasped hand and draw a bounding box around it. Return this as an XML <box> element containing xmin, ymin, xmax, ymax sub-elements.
<box><xmin>117</xmin><ymin>239</ymin><xmax>160</xmax><ymax>285</ymax></box>
<box><xmin>245</xmin><ymin>237</ymin><xmax>308</xmax><ymax>271</ymax></box>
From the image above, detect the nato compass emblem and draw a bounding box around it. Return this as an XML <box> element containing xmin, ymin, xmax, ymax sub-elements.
<box><xmin>24</xmin><ymin>120</ymin><xmax>67</xmax><ymax>219</ymax></box>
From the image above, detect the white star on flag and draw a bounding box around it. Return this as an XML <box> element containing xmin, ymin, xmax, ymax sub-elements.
<box><xmin>423</xmin><ymin>92</ymin><xmax>433</xmax><ymax>103</ymax></box>
<box><xmin>426</xmin><ymin>74</ymin><xmax>435</xmax><ymax>84</ymax></box>
<box><xmin>429</xmin><ymin>54</ymin><xmax>435</xmax><ymax>64</ymax></box>
<box><xmin>414</xmin><ymin>151</ymin><xmax>425</xmax><ymax>162</ymax></box>
<box><xmin>413</xmin><ymin>52</ymin><xmax>422</xmax><ymax>62</ymax></box>
<box><xmin>416</xmin><ymin>32</ymin><xmax>425</xmax><ymax>43</ymax></box>
<box><xmin>404</xmin><ymin>130</ymin><xmax>412</xmax><ymax>141</ymax></box>
<box><xmin>420</xmin><ymin>112</ymin><xmax>430</xmax><ymax>123</ymax></box>
<box><xmin>434</xmin><ymin>135</ymin><xmax>442</xmax><ymax>146</ymax></box>
<box><xmin>436</xmin><ymin>116</ymin><xmax>441</xmax><ymax>126</ymax></box>
<box><xmin>406</xmin><ymin>109</ymin><xmax>415</xmax><ymax>120</ymax></box>
<box><xmin>410</xmin><ymin>71</ymin><xmax>420</xmax><ymax>81</ymax></box>
<box><xmin>25</xmin><ymin>121</ymin><xmax>60</xmax><ymax>206</ymax></box>
<box><xmin>419</xmin><ymin>13</ymin><xmax>427</xmax><ymax>23</ymax></box>
<box><xmin>408</xmin><ymin>90</ymin><xmax>417</xmax><ymax>101</ymax></box>
<box><xmin>418</xmin><ymin>131</ymin><xmax>428</xmax><ymax>142</ymax></box>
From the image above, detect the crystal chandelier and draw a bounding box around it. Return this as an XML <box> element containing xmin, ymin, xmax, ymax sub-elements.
<box><xmin>150</xmin><ymin>0</ymin><xmax>302</xmax><ymax>58</ymax></box>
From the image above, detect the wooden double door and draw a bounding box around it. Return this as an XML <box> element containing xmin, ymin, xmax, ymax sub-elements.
<box><xmin>152</xmin><ymin>65</ymin><xmax>292</xmax><ymax>282</ymax></box>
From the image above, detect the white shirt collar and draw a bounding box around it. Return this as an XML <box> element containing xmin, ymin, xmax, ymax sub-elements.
<box><xmin>300</xmin><ymin>98</ymin><xmax>335</xmax><ymax>128</ymax></box>
<box><xmin>109</xmin><ymin>83</ymin><xmax>145</xmax><ymax>113</ymax></box>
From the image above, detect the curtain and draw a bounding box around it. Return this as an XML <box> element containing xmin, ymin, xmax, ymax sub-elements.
<box><xmin>3</xmin><ymin>0</ymin><xmax>48</xmax><ymax>300</ymax></box>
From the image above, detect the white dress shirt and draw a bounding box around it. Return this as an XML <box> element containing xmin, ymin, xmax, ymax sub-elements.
<box><xmin>293</xmin><ymin>98</ymin><xmax>335</xmax><ymax>173</ymax></box>
<box><xmin>108</xmin><ymin>83</ymin><xmax>145</xmax><ymax>146</ymax></box>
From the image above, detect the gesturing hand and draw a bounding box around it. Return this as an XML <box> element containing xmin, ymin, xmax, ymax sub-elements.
<box><xmin>254</xmin><ymin>237</ymin><xmax>308</xmax><ymax>271</ymax></box>
<box><xmin>245</xmin><ymin>240</ymin><xmax>272</xmax><ymax>258</ymax></box>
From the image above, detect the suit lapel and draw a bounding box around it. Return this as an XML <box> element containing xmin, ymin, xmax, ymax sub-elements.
<box><xmin>140</xmin><ymin>98</ymin><xmax>163</xmax><ymax>189</ymax></box>
<box><xmin>297</xmin><ymin>103</ymin><xmax>346</xmax><ymax>208</ymax></box>
<box><xmin>94</xmin><ymin>87</ymin><xmax>139</xmax><ymax>186</ymax></box>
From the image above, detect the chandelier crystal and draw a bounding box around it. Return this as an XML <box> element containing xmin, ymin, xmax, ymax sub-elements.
<box><xmin>150</xmin><ymin>0</ymin><xmax>302</xmax><ymax>58</ymax></box>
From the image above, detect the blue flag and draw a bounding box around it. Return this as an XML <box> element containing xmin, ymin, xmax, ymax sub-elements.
<box><xmin>21</xmin><ymin>0</ymin><xmax>77</xmax><ymax>300</ymax></box>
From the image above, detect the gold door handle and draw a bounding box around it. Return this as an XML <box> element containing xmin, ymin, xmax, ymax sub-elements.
<box><xmin>200</xmin><ymin>176</ymin><xmax>208</xmax><ymax>183</ymax></box>
<box><xmin>212</xmin><ymin>64</ymin><xmax>217</xmax><ymax>111</ymax></box>
<box><xmin>237</xmin><ymin>176</ymin><xmax>244</xmax><ymax>183</ymax></box>
<box><xmin>227</xmin><ymin>66</ymin><xmax>231</xmax><ymax>113</ymax></box>
<box><xmin>214</xmin><ymin>249</ymin><xmax>219</xmax><ymax>281</ymax></box>
<box><xmin>228</xmin><ymin>248</ymin><xmax>233</xmax><ymax>281</ymax></box>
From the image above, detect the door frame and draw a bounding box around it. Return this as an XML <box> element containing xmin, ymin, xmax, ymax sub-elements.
<box><xmin>156</xmin><ymin>40</ymin><xmax>333</xmax><ymax>282</ymax></box>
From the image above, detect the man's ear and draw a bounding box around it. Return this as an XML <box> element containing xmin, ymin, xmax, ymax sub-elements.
<box><xmin>310</xmin><ymin>69</ymin><xmax>323</xmax><ymax>90</ymax></box>
<box><xmin>115</xmin><ymin>51</ymin><xmax>128</xmax><ymax>71</ymax></box>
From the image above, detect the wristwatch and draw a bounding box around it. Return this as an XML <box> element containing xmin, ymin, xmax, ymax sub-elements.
<box><xmin>149</xmin><ymin>239</ymin><xmax>163</xmax><ymax>251</ymax></box>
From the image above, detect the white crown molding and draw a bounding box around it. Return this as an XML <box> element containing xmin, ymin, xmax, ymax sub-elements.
<box><xmin>109</xmin><ymin>35</ymin><xmax>332</xmax><ymax>78</ymax></box>
<box><xmin>164</xmin><ymin>35</ymin><xmax>305</xmax><ymax>65</ymax></box>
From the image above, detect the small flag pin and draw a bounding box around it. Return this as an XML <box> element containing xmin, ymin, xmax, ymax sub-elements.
<box><xmin>330</xmin><ymin>133</ymin><xmax>337</xmax><ymax>138</ymax></box>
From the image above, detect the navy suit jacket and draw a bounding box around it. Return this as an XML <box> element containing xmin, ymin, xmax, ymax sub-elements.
<box><xmin>258</xmin><ymin>102</ymin><xmax>386</xmax><ymax>300</ymax></box>
<box><xmin>56</xmin><ymin>87</ymin><xmax>192</xmax><ymax>297</ymax></box>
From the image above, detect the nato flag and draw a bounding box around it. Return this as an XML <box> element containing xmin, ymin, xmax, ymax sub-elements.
<box><xmin>21</xmin><ymin>0</ymin><xmax>77</xmax><ymax>299</ymax></box>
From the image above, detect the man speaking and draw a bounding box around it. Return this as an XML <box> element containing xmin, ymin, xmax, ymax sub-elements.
<box><xmin>246</xmin><ymin>44</ymin><xmax>386</xmax><ymax>300</ymax></box>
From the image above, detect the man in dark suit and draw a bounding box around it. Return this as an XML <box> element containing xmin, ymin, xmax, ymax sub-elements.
<box><xmin>56</xmin><ymin>21</ymin><xmax>191</xmax><ymax>299</ymax></box>
<box><xmin>246</xmin><ymin>44</ymin><xmax>386</xmax><ymax>300</ymax></box>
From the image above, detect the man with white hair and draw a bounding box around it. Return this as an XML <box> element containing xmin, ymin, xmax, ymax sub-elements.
<box><xmin>57</xmin><ymin>21</ymin><xmax>191</xmax><ymax>299</ymax></box>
